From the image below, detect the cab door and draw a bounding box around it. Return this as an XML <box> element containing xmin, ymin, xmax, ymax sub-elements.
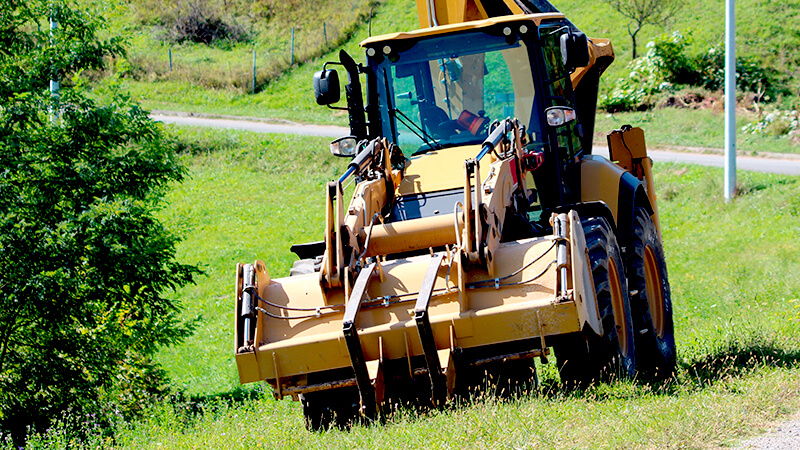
<box><xmin>533</xmin><ymin>21</ymin><xmax>584</xmax><ymax>209</ymax></box>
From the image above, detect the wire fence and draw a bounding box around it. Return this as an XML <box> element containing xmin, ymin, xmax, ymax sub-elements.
<box><xmin>126</xmin><ymin>17</ymin><xmax>364</xmax><ymax>93</ymax></box>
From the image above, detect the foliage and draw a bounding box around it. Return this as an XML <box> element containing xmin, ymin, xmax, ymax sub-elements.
<box><xmin>599</xmin><ymin>33</ymin><xmax>682</xmax><ymax>111</ymax></box>
<box><xmin>599</xmin><ymin>31</ymin><xmax>781</xmax><ymax>112</ymax></box>
<box><xmin>692</xmin><ymin>47</ymin><xmax>777</xmax><ymax>100</ymax></box>
<box><xmin>0</xmin><ymin>0</ymin><xmax>199</xmax><ymax>444</ymax></box>
<box><xmin>601</xmin><ymin>0</ymin><xmax>683</xmax><ymax>59</ymax></box>
<box><xmin>169</xmin><ymin>7</ymin><xmax>248</xmax><ymax>45</ymax></box>
<box><xmin>741</xmin><ymin>109</ymin><xmax>799</xmax><ymax>137</ymax></box>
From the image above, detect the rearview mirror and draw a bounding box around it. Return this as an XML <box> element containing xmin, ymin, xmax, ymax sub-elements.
<box><xmin>545</xmin><ymin>106</ymin><xmax>577</xmax><ymax>127</ymax></box>
<box><xmin>313</xmin><ymin>69</ymin><xmax>340</xmax><ymax>106</ymax></box>
<box><xmin>330</xmin><ymin>136</ymin><xmax>358</xmax><ymax>157</ymax></box>
<box><xmin>560</xmin><ymin>31</ymin><xmax>590</xmax><ymax>71</ymax></box>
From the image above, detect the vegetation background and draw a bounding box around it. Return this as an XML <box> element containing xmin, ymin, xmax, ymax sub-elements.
<box><xmin>93</xmin><ymin>0</ymin><xmax>800</xmax><ymax>153</ymax></box>
<box><xmin>3</xmin><ymin>0</ymin><xmax>800</xmax><ymax>447</ymax></box>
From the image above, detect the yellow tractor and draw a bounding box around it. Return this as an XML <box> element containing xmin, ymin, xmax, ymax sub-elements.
<box><xmin>234</xmin><ymin>0</ymin><xmax>675</xmax><ymax>429</ymax></box>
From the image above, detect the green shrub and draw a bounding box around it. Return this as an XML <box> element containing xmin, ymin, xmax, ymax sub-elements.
<box><xmin>694</xmin><ymin>47</ymin><xmax>777</xmax><ymax>99</ymax></box>
<box><xmin>599</xmin><ymin>32</ymin><xmax>686</xmax><ymax>111</ymax></box>
<box><xmin>600</xmin><ymin>30</ymin><xmax>781</xmax><ymax>111</ymax></box>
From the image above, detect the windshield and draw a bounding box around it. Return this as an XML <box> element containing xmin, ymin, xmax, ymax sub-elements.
<box><xmin>372</xmin><ymin>30</ymin><xmax>538</xmax><ymax>155</ymax></box>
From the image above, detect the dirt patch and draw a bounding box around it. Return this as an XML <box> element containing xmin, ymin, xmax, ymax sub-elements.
<box><xmin>790</xmin><ymin>129</ymin><xmax>800</xmax><ymax>146</ymax></box>
<box><xmin>659</xmin><ymin>92</ymin><xmax>719</xmax><ymax>110</ymax></box>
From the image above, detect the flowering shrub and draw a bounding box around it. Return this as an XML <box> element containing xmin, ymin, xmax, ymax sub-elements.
<box><xmin>741</xmin><ymin>110</ymin><xmax>799</xmax><ymax>136</ymax></box>
<box><xmin>600</xmin><ymin>32</ymin><xmax>688</xmax><ymax>112</ymax></box>
<box><xmin>599</xmin><ymin>31</ymin><xmax>779</xmax><ymax>111</ymax></box>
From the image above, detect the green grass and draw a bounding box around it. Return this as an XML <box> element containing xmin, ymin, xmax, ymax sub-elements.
<box><xmin>558</xmin><ymin>0</ymin><xmax>800</xmax><ymax>97</ymax></box>
<box><xmin>99</xmin><ymin>0</ymin><xmax>376</xmax><ymax>90</ymax></box>
<box><xmin>87</xmin><ymin>0</ymin><xmax>800</xmax><ymax>153</ymax></box>
<box><xmin>595</xmin><ymin>107</ymin><xmax>800</xmax><ymax>154</ymax></box>
<box><xmin>152</xmin><ymin>126</ymin><xmax>349</xmax><ymax>396</ymax></box>
<box><xmin>21</xmin><ymin>126</ymin><xmax>794</xmax><ymax>449</ymax></box>
<box><xmin>108</xmin><ymin>0</ymin><xmax>419</xmax><ymax>125</ymax></box>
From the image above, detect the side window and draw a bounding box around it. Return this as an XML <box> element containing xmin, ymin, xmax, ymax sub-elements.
<box><xmin>540</xmin><ymin>31</ymin><xmax>569</xmax><ymax>107</ymax></box>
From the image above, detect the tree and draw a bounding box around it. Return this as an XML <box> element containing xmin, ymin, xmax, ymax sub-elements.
<box><xmin>0</xmin><ymin>0</ymin><xmax>199</xmax><ymax>443</ymax></box>
<box><xmin>603</xmin><ymin>0</ymin><xmax>683</xmax><ymax>59</ymax></box>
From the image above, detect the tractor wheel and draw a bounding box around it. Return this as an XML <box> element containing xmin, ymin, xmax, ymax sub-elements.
<box><xmin>554</xmin><ymin>216</ymin><xmax>636</xmax><ymax>387</ymax></box>
<box><xmin>299</xmin><ymin>386</ymin><xmax>360</xmax><ymax>431</ymax></box>
<box><xmin>624</xmin><ymin>207</ymin><xmax>676</xmax><ymax>381</ymax></box>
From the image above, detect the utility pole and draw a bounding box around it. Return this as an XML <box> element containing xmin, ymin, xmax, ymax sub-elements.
<box><xmin>724</xmin><ymin>0</ymin><xmax>736</xmax><ymax>201</ymax></box>
<box><xmin>50</xmin><ymin>11</ymin><xmax>60</xmax><ymax>123</ymax></box>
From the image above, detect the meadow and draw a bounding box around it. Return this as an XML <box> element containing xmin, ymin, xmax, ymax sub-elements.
<box><xmin>18</xmin><ymin>125</ymin><xmax>798</xmax><ymax>448</ymax></box>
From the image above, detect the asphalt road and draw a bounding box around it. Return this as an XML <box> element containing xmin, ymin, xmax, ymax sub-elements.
<box><xmin>153</xmin><ymin>112</ymin><xmax>800</xmax><ymax>176</ymax></box>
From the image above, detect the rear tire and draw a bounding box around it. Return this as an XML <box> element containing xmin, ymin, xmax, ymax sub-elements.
<box><xmin>624</xmin><ymin>207</ymin><xmax>676</xmax><ymax>381</ymax></box>
<box><xmin>554</xmin><ymin>216</ymin><xmax>636</xmax><ymax>387</ymax></box>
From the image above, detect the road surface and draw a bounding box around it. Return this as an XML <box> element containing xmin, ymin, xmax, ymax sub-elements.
<box><xmin>152</xmin><ymin>112</ymin><xmax>800</xmax><ymax>176</ymax></box>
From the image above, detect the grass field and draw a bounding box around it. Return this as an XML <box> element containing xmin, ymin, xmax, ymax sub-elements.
<box><xmin>595</xmin><ymin>107</ymin><xmax>800</xmax><ymax>155</ymax></box>
<box><xmin>19</xmin><ymin>125</ymin><xmax>798</xmax><ymax>448</ymax></box>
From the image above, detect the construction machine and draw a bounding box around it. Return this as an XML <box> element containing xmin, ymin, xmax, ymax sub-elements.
<box><xmin>234</xmin><ymin>0</ymin><xmax>676</xmax><ymax>429</ymax></box>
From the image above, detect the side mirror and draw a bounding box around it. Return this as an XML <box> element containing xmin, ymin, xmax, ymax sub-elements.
<box><xmin>560</xmin><ymin>31</ymin><xmax>590</xmax><ymax>71</ymax></box>
<box><xmin>313</xmin><ymin>69</ymin><xmax>340</xmax><ymax>106</ymax></box>
<box><xmin>545</xmin><ymin>106</ymin><xmax>577</xmax><ymax>127</ymax></box>
<box><xmin>330</xmin><ymin>136</ymin><xmax>358</xmax><ymax>157</ymax></box>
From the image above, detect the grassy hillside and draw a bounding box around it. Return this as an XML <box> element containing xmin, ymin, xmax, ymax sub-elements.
<box><xmin>560</xmin><ymin>0</ymin><xmax>800</xmax><ymax>96</ymax></box>
<box><xmin>16</xmin><ymin>125</ymin><xmax>799</xmax><ymax>448</ymax></box>
<box><xmin>92</xmin><ymin>0</ymin><xmax>800</xmax><ymax>153</ymax></box>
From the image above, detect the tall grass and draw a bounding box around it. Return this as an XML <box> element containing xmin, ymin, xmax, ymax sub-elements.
<box><xmin>98</xmin><ymin>0</ymin><xmax>376</xmax><ymax>91</ymax></box>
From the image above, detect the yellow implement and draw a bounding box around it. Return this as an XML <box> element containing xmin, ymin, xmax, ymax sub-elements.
<box><xmin>234</xmin><ymin>0</ymin><xmax>675</xmax><ymax>430</ymax></box>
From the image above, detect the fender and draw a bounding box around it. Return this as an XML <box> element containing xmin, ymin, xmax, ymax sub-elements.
<box><xmin>616</xmin><ymin>170</ymin><xmax>653</xmax><ymax>251</ymax></box>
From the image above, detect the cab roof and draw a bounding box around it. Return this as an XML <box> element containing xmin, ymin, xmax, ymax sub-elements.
<box><xmin>360</xmin><ymin>13</ymin><xmax>565</xmax><ymax>47</ymax></box>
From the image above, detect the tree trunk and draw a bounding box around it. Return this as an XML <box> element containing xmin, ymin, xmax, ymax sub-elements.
<box><xmin>628</xmin><ymin>22</ymin><xmax>642</xmax><ymax>59</ymax></box>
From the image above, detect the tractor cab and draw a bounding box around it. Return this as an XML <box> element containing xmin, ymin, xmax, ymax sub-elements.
<box><xmin>315</xmin><ymin>14</ymin><xmax>592</xmax><ymax>216</ymax></box>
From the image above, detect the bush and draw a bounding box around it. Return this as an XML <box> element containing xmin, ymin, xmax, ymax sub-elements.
<box><xmin>694</xmin><ymin>47</ymin><xmax>776</xmax><ymax>100</ymax></box>
<box><xmin>600</xmin><ymin>31</ymin><xmax>781</xmax><ymax>111</ymax></box>
<box><xmin>600</xmin><ymin>33</ymin><xmax>686</xmax><ymax>111</ymax></box>
<box><xmin>169</xmin><ymin>6</ymin><xmax>248</xmax><ymax>45</ymax></box>
<box><xmin>741</xmin><ymin>109</ymin><xmax>799</xmax><ymax>136</ymax></box>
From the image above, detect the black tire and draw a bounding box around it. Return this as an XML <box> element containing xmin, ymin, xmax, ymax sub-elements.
<box><xmin>554</xmin><ymin>216</ymin><xmax>636</xmax><ymax>387</ymax></box>
<box><xmin>624</xmin><ymin>207</ymin><xmax>676</xmax><ymax>381</ymax></box>
<box><xmin>299</xmin><ymin>386</ymin><xmax>360</xmax><ymax>431</ymax></box>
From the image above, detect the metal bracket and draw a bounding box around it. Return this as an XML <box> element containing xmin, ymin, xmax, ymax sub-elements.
<box><xmin>413</xmin><ymin>252</ymin><xmax>446</xmax><ymax>406</ymax></box>
<box><xmin>342</xmin><ymin>262</ymin><xmax>377</xmax><ymax>419</ymax></box>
